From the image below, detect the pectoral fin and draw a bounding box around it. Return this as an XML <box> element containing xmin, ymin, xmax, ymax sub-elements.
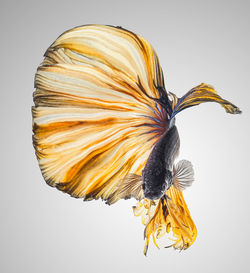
<box><xmin>173</xmin><ymin>160</ymin><xmax>194</xmax><ymax>190</ymax></box>
<box><xmin>106</xmin><ymin>174</ymin><xmax>144</xmax><ymax>204</ymax></box>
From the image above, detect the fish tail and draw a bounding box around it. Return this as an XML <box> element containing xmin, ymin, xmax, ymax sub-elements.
<box><xmin>169</xmin><ymin>83</ymin><xmax>241</xmax><ymax>119</ymax></box>
<box><xmin>133</xmin><ymin>186</ymin><xmax>197</xmax><ymax>255</ymax></box>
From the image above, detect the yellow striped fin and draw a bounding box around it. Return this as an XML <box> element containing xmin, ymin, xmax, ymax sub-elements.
<box><xmin>133</xmin><ymin>186</ymin><xmax>197</xmax><ymax>255</ymax></box>
<box><xmin>171</xmin><ymin>83</ymin><xmax>241</xmax><ymax>117</ymax></box>
<box><xmin>33</xmin><ymin>25</ymin><xmax>168</xmax><ymax>201</ymax></box>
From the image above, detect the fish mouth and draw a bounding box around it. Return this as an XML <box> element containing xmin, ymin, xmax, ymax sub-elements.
<box><xmin>143</xmin><ymin>185</ymin><xmax>167</xmax><ymax>200</ymax></box>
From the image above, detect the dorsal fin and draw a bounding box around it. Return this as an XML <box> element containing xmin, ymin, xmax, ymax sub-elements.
<box><xmin>170</xmin><ymin>83</ymin><xmax>241</xmax><ymax>119</ymax></box>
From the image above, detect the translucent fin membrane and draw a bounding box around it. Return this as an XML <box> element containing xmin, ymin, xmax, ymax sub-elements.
<box><xmin>133</xmin><ymin>186</ymin><xmax>197</xmax><ymax>255</ymax></box>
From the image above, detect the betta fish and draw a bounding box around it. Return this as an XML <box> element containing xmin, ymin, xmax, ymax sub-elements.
<box><xmin>32</xmin><ymin>24</ymin><xmax>241</xmax><ymax>255</ymax></box>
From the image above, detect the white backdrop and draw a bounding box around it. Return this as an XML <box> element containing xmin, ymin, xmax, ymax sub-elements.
<box><xmin>1</xmin><ymin>0</ymin><xmax>249</xmax><ymax>272</ymax></box>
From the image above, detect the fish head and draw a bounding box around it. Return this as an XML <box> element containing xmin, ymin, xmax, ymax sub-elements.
<box><xmin>142</xmin><ymin>169</ymin><xmax>173</xmax><ymax>200</ymax></box>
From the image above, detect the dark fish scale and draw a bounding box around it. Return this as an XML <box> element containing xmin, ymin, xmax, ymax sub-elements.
<box><xmin>142</xmin><ymin>125</ymin><xmax>180</xmax><ymax>200</ymax></box>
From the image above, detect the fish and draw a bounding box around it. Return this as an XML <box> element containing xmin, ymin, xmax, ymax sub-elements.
<box><xmin>32</xmin><ymin>24</ymin><xmax>241</xmax><ymax>255</ymax></box>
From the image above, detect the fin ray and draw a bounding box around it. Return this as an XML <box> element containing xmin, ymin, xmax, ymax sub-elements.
<box><xmin>107</xmin><ymin>174</ymin><xmax>144</xmax><ymax>204</ymax></box>
<box><xmin>173</xmin><ymin>160</ymin><xmax>194</xmax><ymax>190</ymax></box>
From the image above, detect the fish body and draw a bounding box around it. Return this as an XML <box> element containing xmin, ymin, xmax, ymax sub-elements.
<box><xmin>142</xmin><ymin>125</ymin><xmax>180</xmax><ymax>200</ymax></box>
<box><xmin>32</xmin><ymin>24</ymin><xmax>241</xmax><ymax>255</ymax></box>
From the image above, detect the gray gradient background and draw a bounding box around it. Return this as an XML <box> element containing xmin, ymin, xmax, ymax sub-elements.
<box><xmin>1</xmin><ymin>0</ymin><xmax>250</xmax><ymax>272</ymax></box>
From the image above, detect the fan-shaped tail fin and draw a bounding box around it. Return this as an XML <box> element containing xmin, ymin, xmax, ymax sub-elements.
<box><xmin>32</xmin><ymin>25</ymin><xmax>169</xmax><ymax>203</ymax></box>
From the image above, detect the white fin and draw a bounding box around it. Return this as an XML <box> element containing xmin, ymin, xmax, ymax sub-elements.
<box><xmin>106</xmin><ymin>174</ymin><xmax>144</xmax><ymax>204</ymax></box>
<box><xmin>173</xmin><ymin>160</ymin><xmax>194</xmax><ymax>190</ymax></box>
